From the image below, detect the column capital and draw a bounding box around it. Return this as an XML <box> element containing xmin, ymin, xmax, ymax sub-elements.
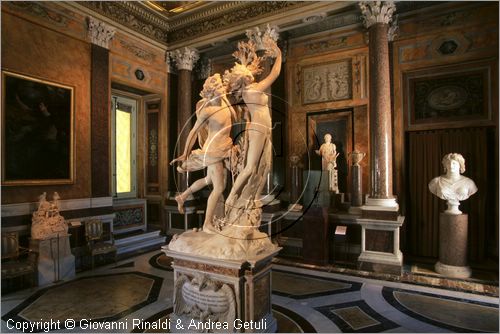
<box><xmin>171</xmin><ymin>47</ymin><xmax>199</xmax><ymax>71</ymax></box>
<box><xmin>358</xmin><ymin>1</ymin><xmax>396</xmax><ymax>28</ymax></box>
<box><xmin>87</xmin><ymin>17</ymin><xmax>116</xmax><ymax>49</ymax></box>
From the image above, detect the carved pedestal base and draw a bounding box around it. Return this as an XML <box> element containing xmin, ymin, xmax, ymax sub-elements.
<box><xmin>164</xmin><ymin>248</ymin><xmax>280</xmax><ymax>333</ymax></box>
<box><xmin>357</xmin><ymin>216</ymin><xmax>404</xmax><ymax>275</ymax></box>
<box><xmin>30</xmin><ymin>235</ymin><xmax>75</xmax><ymax>286</ymax></box>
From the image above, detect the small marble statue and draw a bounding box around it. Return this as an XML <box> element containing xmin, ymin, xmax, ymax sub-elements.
<box><xmin>428</xmin><ymin>153</ymin><xmax>477</xmax><ymax>215</ymax></box>
<box><xmin>315</xmin><ymin>133</ymin><xmax>339</xmax><ymax>193</ymax></box>
<box><xmin>31</xmin><ymin>192</ymin><xmax>68</xmax><ymax>239</ymax></box>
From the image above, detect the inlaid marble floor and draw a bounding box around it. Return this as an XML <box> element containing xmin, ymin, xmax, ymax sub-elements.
<box><xmin>1</xmin><ymin>250</ymin><xmax>498</xmax><ymax>333</ymax></box>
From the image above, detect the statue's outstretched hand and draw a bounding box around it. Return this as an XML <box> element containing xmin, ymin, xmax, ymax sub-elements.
<box><xmin>170</xmin><ymin>154</ymin><xmax>187</xmax><ymax>165</ymax></box>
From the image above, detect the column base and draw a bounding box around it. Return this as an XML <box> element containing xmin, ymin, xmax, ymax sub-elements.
<box><xmin>435</xmin><ymin>261</ymin><xmax>471</xmax><ymax>279</ymax></box>
<box><xmin>362</xmin><ymin>197</ymin><xmax>399</xmax><ymax>220</ymax></box>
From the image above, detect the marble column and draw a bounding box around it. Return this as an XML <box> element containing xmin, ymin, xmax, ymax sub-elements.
<box><xmin>87</xmin><ymin>17</ymin><xmax>115</xmax><ymax>197</ymax></box>
<box><xmin>171</xmin><ymin>47</ymin><xmax>199</xmax><ymax>193</ymax></box>
<box><xmin>359</xmin><ymin>1</ymin><xmax>398</xmax><ymax>211</ymax></box>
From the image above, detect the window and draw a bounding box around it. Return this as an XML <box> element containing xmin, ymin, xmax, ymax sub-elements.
<box><xmin>111</xmin><ymin>95</ymin><xmax>137</xmax><ymax>198</ymax></box>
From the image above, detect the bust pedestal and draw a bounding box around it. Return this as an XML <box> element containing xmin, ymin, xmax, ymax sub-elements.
<box><xmin>435</xmin><ymin>213</ymin><xmax>471</xmax><ymax>278</ymax></box>
<box><xmin>30</xmin><ymin>234</ymin><xmax>75</xmax><ymax>286</ymax></box>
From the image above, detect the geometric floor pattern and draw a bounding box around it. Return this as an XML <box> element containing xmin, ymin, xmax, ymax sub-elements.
<box><xmin>1</xmin><ymin>251</ymin><xmax>498</xmax><ymax>333</ymax></box>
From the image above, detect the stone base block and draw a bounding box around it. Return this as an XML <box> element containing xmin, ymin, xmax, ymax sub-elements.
<box><xmin>435</xmin><ymin>261</ymin><xmax>471</xmax><ymax>279</ymax></box>
<box><xmin>30</xmin><ymin>235</ymin><xmax>75</xmax><ymax>286</ymax></box>
<box><xmin>164</xmin><ymin>248</ymin><xmax>280</xmax><ymax>333</ymax></box>
<box><xmin>348</xmin><ymin>206</ymin><xmax>362</xmax><ymax>215</ymax></box>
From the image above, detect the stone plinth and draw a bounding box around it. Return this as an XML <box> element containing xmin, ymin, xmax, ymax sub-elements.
<box><xmin>350</xmin><ymin>164</ymin><xmax>363</xmax><ymax>208</ymax></box>
<box><xmin>30</xmin><ymin>235</ymin><xmax>75</xmax><ymax>286</ymax></box>
<box><xmin>164</xmin><ymin>248</ymin><xmax>280</xmax><ymax>333</ymax></box>
<box><xmin>357</xmin><ymin>216</ymin><xmax>404</xmax><ymax>275</ymax></box>
<box><xmin>435</xmin><ymin>213</ymin><xmax>471</xmax><ymax>278</ymax></box>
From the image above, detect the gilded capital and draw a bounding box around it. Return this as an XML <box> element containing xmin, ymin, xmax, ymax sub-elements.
<box><xmin>171</xmin><ymin>47</ymin><xmax>199</xmax><ymax>71</ymax></box>
<box><xmin>358</xmin><ymin>1</ymin><xmax>396</xmax><ymax>28</ymax></box>
<box><xmin>87</xmin><ymin>17</ymin><xmax>116</xmax><ymax>49</ymax></box>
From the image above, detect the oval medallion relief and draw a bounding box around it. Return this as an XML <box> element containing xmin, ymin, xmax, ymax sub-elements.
<box><xmin>427</xmin><ymin>85</ymin><xmax>468</xmax><ymax>110</ymax></box>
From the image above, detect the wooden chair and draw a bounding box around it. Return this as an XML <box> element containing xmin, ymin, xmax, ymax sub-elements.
<box><xmin>1</xmin><ymin>231</ymin><xmax>36</xmax><ymax>288</ymax></box>
<box><xmin>84</xmin><ymin>220</ymin><xmax>117</xmax><ymax>269</ymax></box>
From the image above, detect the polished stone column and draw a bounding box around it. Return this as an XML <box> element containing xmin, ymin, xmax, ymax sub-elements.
<box><xmin>171</xmin><ymin>47</ymin><xmax>199</xmax><ymax>193</ymax></box>
<box><xmin>359</xmin><ymin>1</ymin><xmax>398</xmax><ymax>211</ymax></box>
<box><xmin>87</xmin><ymin>17</ymin><xmax>115</xmax><ymax>197</ymax></box>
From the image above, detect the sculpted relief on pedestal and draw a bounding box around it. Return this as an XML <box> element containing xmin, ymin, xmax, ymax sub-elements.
<box><xmin>302</xmin><ymin>60</ymin><xmax>352</xmax><ymax>104</ymax></box>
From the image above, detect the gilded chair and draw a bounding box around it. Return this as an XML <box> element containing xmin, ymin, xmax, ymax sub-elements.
<box><xmin>84</xmin><ymin>220</ymin><xmax>117</xmax><ymax>269</ymax></box>
<box><xmin>1</xmin><ymin>231</ymin><xmax>36</xmax><ymax>288</ymax></box>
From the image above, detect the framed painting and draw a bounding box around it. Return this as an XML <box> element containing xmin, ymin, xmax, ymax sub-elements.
<box><xmin>306</xmin><ymin>109</ymin><xmax>353</xmax><ymax>192</ymax></box>
<box><xmin>2</xmin><ymin>71</ymin><xmax>74</xmax><ymax>185</ymax></box>
<box><xmin>404</xmin><ymin>62</ymin><xmax>493</xmax><ymax>130</ymax></box>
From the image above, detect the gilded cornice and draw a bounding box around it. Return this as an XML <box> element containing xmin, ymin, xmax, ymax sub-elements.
<box><xmin>168</xmin><ymin>2</ymin><xmax>305</xmax><ymax>44</ymax></box>
<box><xmin>77</xmin><ymin>1</ymin><xmax>169</xmax><ymax>43</ymax></box>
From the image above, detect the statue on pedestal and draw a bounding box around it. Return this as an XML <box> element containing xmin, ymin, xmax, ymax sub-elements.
<box><xmin>428</xmin><ymin>153</ymin><xmax>477</xmax><ymax>215</ymax></box>
<box><xmin>315</xmin><ymin>133</ymin><xmax>339</xmax><ymax>193</ymax></box>
<box><xmin>31</xmin><ymin>192</ymin><xmax>68</xmax><ymax>240</ymax></box>
<box><xmin>429</xmin><ymin>153</ymin><xmax>477</xmax><ymax>279</ymax></box>
<box><xmin>168</xmin><ymin>25</ymin><xmax>281</xmax><ymax>260</ymax></box>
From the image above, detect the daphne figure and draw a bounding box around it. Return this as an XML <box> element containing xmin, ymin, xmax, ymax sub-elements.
<box><xmin>428</xmin><ymin>153</ymin><xmax>477</xmax><ymax>215</ymax></box>
<box><xmin>224</xmin><ymin>37</ymin><xmax>281</xmax><ymax>209</ymax></box>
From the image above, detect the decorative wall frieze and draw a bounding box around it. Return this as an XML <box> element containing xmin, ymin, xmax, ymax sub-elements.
<box><xmin>305</xmin><ymin>36</ymin><xmax>348</xmax><ymax>54</ymax></box>
<box><xmin>79</xmin><ymin>1</ymin><xmax>168</xmax><ymax>43</ymax></box>
<box><xmin>171</xmin><ymin>47</ymin><xmax>199</xmax><ymax>71</ymax></box>
<box><xmin>358</xmin><ymin>1</ymin><xmax>396</xmax><ymax>28</ymax></box>
<box><xmin>302</xmin><ymin>60</ymin><xmax>352</xmax><ymax>105</ymax></box>
<box><xmin>6</xmin><ymin>1</ymin><xmax>69</xmax><ymax>27</ymax></box>
<box><xmin>87</xmin><ymin>17</ymin><xmax>116</xmax><ymax>49</ymax></box>
<box><xmin>119</xmin><ymin>40</ymin><xmax>156</xmax><ymax>62</ymax></box>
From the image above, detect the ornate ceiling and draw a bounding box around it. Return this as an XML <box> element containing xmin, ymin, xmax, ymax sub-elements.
<box><xmin>76</xmin><ymin>1</ymin><xmax>445</xmax><ymax>51</ymax></box>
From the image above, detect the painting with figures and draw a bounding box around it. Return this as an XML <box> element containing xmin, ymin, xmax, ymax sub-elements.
<box><xmin>302</xmin><ymin>59</ymin><xmax>352</xmax><ymax>104</ymax></box>
<box><xmin>1</xmin><ymin>71</ymin><xmax>74</xmax><ymax>185</ymax></box>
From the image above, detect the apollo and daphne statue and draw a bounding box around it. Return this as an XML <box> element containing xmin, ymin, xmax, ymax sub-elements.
<box><xmin>168</xmin><ymin>26</ymin><xmax>281</xmax><ymax>260</ymax></box>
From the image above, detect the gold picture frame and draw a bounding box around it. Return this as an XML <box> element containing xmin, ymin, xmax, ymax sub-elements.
<box><xmin>2</xmin><ymin>70</ymin><xmax>75</xmax><ymax>185</ymax></box>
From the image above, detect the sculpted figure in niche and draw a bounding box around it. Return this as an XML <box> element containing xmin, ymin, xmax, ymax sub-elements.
<box><xmin>170</xmin><ymin>74</ymin><xmax>235</xmax><ymax>232</ymax></box>
<box><xmin>315</xmin><ymin>133</ymin><xmax>339</xmax><ymax>193</ymax></box>
<box><xmin>224</xmin><ymin>37</ymin><xmax>281</xmax><ymax>209</ymax></box>
<box><xmin>428</xmin><ymin>153</ymin><xmax>477</xmax><ymax>215</ymax></box>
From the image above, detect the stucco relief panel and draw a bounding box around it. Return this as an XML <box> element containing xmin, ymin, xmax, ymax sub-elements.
<box><xmin>302</xmin><ymin>60</ymin><xmax>352</xmax><ymax>105</ymax></box>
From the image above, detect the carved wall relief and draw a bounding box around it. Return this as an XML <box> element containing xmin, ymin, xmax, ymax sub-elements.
<box><xmin>302</xmin><ymin>60</ymin><xmax>352</xmax><ymax>104</ymax></box>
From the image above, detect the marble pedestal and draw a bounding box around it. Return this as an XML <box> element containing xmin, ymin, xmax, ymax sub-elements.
<box><xmin>357</xmin><ymin>216</ymin><xmax>404</xmax><ymax>275</ymax></box>
<box><xmin>30</xmin><ymin>235</ymin><xmax>75</xmax><ymax>286</ymax></box>
<box><xmin>435</xmin><ymin>213</ymin><xmax>471</xmax><ymax>278</ymax></box>
<box><xmin>164</xmin><ymin>248</ymin><xmax>280</xmax><ymax>333</ymax></box>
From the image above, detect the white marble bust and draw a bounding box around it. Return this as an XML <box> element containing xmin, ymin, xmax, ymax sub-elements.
<box><xmin>428</xmin><ymin>153</ymin><xmax>477</xmax><ymax>215</ymax></box>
